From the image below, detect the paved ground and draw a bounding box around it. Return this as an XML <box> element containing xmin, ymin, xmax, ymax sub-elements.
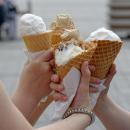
<box><xmin>0</xmin><ymin>0</ymin><xmax>130</xmax><ymax>130</ymax></box>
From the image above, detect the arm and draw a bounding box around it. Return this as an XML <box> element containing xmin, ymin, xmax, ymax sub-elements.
<box><xmin>12</xmin><ymin>49</ymin><xmax>54</xmax><ymax>122</ymax></box>
<box><xmin>0</xmin><ymin>82</ymin><xmax>33</xmax><ymax>130</ymax></box>
<box><xmin>49</xmin><ymin>61</ymin><xmax>95</xmax><ymax>130</ymax></box>
<box><xmin>0</xmin><ymin>81</ymin><xmax>90</xmax><ymax>130</ymax></box>
<box><xmin>0</xmin><ymin>62</ymin><xmax>92</xmax><ymax>130</ymax></box>
<box><xmin>51</xmin><ymin>64</ymin><xmax>130</xmax><ymax>130</ymax></box>
<box><xmin>36</xmin><ymin>114</ymin><xmax>90</xmax><ymax>130</ymax></box>
<box><xmin>95</xmin><ymin>95</ymin><xmax>130</xmax><ymax>130</ymax></box>
<box><xmin>93</xmin><ymin>64</ymin><xmax>130</xmax><ymax>130</ymax></box>
<box><xmin>0</xmin><ymin>82</ymin><xmax>90</xmax><ymax>130</ymax></box>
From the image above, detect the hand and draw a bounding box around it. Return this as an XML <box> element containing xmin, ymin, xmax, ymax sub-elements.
<box><xmin>12</xmin><ymin>49</ymin><xmax>54</xmax><ymax>107</ymax></box>
<box><xmin>50</xmin><ymin>61</ymin><xmax>92</xmax><ymax>109</ymax></box>
<box><xmin>70</xmin><ymin>61</ymin><xmax>91</xmax><ymax>109</ymax></box>
<box><xmin>50</xmin><ymin>64</ymin><xmax>97</xmax><ymax>102</ymax></box>
<box><xmin>90</xmin><ymin>64</ymin><xmax>116</xmax><ymax>100</ymax></box>
<box><xmin>93</xmin><ymin>64</ymin><xmax>116</xmax><ymax>113</ymax></box>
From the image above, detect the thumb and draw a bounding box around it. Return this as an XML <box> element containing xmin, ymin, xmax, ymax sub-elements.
<box><xmin>37</xmin><ymin>48</ymin><xmax>54</xmax><ymax>62</ymax></box>
<box><xmin>80</xmin><ymin>61</ymin><xmax>91</xmax><ymax>86</ymax></box>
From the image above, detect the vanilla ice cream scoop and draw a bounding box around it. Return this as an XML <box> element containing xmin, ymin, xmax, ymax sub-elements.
<box><xmin>50</xmin><ymin>14</ymin><xmax>75</xmax><ymax>30</ymax></box>
<box><xmin>55</xmin><ymin>42</ymin><xmax>84</xmax><ymax>66</ymax></box>
<box><xmin>86</xmin><ymin>28</ymin><xmax>121</xmax><ymax>41</ymax></box>
<box><xmin>19</xmin><ymin>14</ymin><xmax>46</xmax><ymax>36</ymax></box>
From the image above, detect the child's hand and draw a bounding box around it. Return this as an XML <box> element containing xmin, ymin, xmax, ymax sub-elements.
<box><xmin>12</xmin><ymin>49</ymin><xmax>54</xmax><ymax>118</ymax></box>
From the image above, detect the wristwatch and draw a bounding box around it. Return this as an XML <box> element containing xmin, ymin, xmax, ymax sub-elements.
<box><xmin>63</xmin><ymin>107</ymin><xmax>95</xmax><ymax>126</ymax></box>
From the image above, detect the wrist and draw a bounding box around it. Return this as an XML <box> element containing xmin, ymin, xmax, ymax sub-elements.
<box><xmin>12</xmin><ymin>88</ymin><xmax>39</xmax><ymax>118</ymax></box>
<box><xmin>71</xmin><ymin>113</ymin><xmax>91</xmax><ymax>125</ymax></box>
<box><xmin>64</xmin><ymin>107</ymin><xmax>95</xmax><ymax>126</ymax></box>
<box><xmin>94</xmin><ymin>95</ymin><xmax>109</xmax><ymax>114</ymax></box>
<box><xmin>71</xmin><ymin>94</ymin><xmax>91</xmax><ymax>109</ymax></box>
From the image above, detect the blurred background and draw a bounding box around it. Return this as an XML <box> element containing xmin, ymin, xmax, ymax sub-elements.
<box><xmin>0</xmin><ymin>0</ymin><xmax>130</xmax><ymax>130</ymax></box>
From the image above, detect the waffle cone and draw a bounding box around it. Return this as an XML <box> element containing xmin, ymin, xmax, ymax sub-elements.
<box><xmin>51</xmin><ymin>32</ymin><xmax>62</xmax><ymax>47</ymax></box>
<box><xmin>90</xmin><ymin>40</ymin><xmax>123</xmax><ymax>79</ymax></box>
<box><xmin>56</xmin><ymin>42</ymin><xmax>97</xmax><ymax>80</ymax></box>
<box><xmin>22</xmin><ymin>31</ymin><xmax>52</xmax><ymax>52</ymax></box>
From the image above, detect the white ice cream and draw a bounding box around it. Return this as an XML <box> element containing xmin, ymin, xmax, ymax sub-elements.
<box><xmin>86</xmin><ymin>28</ymin><xmax>121</xmax><ymax>42</ymax></box>
<box><xmin>55</xmin><ymin>43</ymin><xmax>84</xmax><ymax>66</ymax></box>
<box><xmin>19</xmin><ymin>14</ymin><xmax>46</xmax><ymax>36</ymax></box>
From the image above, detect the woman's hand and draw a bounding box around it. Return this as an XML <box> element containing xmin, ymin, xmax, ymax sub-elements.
<box><xmin>70</xmin><ymin>61</ymin><xmax>91</xmax><ymax>108</ymax></box>
<box><xmin>50</xmin><ymin>61</ymin><xmax>93</xmax><ymax>109</ymax></box>
<box><xmin>12</xmin><ymin>49</ymin><xmax>54</xmax><ymax>118</ymax></box>
<box><xmin>93</xmin><ymin>64</ymin><xmax>116</xmax><ymax>113</ymax></box>
<box><xmin>90</xmin><ymin>64</ymin><xmax>116</xmax><ymax>99</ymax></box>
<box><xmin>50</xmin><ymin>64</ymin><xmax>116</xmax><ymax>108</ymax></box>
<box><xmin>50</xmin><ymin>63</ymin><xmax>98</xmax><ymax>102</ymax></box>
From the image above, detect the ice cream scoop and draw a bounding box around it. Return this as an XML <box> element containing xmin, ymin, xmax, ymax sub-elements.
<box><xmin>50</xmin><ymin>14</ymin><xmax>75</xmax><ymax>30</ymax></box>
<box><xmin>19</xmin><ymin>14</ymin><xmax>52</xmax><ymax>53</ymax></box>
<box><xmin>50</xmin><ymin>14</ymin><xmax>78</xmax><ymax>47</ymax></box>
<box><xmin>86</xmin><ymin>27</ymin><xmax>121</xmax><ymax>42</ymax></box>
<box><xmin>55</xmin><ymin>42</ymin><xmax>84</xmax><ymax>66</ymax></box>
<box><xmin>19</xmin><ymin>14</ymin><xmax>46</xmax><ymax>36</ymax></box>
<box><xmin>55</xmin><ymin>40</ymin><xmax>97</xmax><ymax>80</ymax></box>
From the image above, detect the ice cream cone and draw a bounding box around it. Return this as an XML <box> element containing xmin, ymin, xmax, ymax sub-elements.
<box><xmin>56</xmin><ymin>42</ymin><xmax>97</xmax><ymax>80</ymax></box>
<box><xmin>90</xmin><ymin>40</ymin><xmax>123</xmax><ymax>79</ymax></box>
<box><xmin>51</xmin><ymin>28</ymin><xmax>62</xmax><ymax>48</ymax></box>
<box><xmin>22</xmin><ymin>31</ymin><xmax>52</xmax><ymax>52</ymax></box>
<box><xmin>50</xmin><ymin>14</ymin><xmax>76</xmax><ymax>48</ymax></box>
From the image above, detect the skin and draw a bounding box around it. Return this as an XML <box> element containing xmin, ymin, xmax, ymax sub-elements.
<box><xmin>0</xmin><ymin>61</ymin><xmax>94</xmax><ymax>130</ymax></box>
<box><xmin>51</xmin><ymin>64</ymin><xmax>130</xmax><ymax>130</ymax></box>
<box><xmin>12</xmin><ymin>49</ymin><xmax>54</xmax><ymax>119</ymax></box>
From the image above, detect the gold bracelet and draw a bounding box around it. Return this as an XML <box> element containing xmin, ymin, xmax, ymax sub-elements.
<box><xmin>63</xmin><ymin>107</ymin><xmax>95</xmax><ymax>126</ymax></box>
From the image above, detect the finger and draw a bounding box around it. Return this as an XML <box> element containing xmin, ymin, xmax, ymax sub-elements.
<box><xmin>50</xmin><ymin>82</ymin><xmax>64</xmax><ymax>92</ymax></box>
<box><xmin>80</xmin><ymin>61</ymin><xmax>91</xmax><ymax>85</ymax></box>
<box><xmin>89</xmin><ymin>86</ymin><xmax>99</xmax><ymax>93</ymax></box>
<box><xmin>88</xmin><ymin>65</ymin><xmax>95</xmax><ymax>72</ymax></box>
<box><xmin>104</xmin><ymin>64</ymin><xmax>116</xmax><ymax>87</ymax></box>
<box><xmin>41</xmin><ymin>62</ymin><xmax>52</xmax><ymax>72</ymax></box>
<box><xmin>37</xmin><ymin>49</ymin><xmax>54</xmax><ymax>62</ymax></box>
<box><xmin>49</xmin><ymin>59</ymin><xmax>56</xmax><ymax>68</ymax></box>
<box><xmin>51</xmin><ymin>74</ymin><xmax>60</xmax><ymax>83</ymax></box>
<box><xmin>90</xmin><ymin>77</ymin><xmax>101</xmax><ymax>84</ymax></box>
<box><xmin>104</xmin><ymin>74</ymin><xmax>115</xmax><ymax>87</ymax></box>
<box><xmin>108</xmin><ymin>64</ymin><xmax>116</xmax><ymax>76</ymax></box>
<box><xmin>53</xmin><ymin>92</ymin><xmax>67</xmax><ymax>101</ymax></box>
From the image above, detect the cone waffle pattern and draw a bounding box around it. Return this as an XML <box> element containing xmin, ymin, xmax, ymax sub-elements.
<box><xmin>22</xmin><ymin>31</ymin><xmax>52</xmax><ymax>52</ymax></box>
<box><xmin>90</xmin><ymin>40</ymin><xmax>123</xmax><ymax>79</ymax></box>
<box><xmin>56</xmin><ymin>42</ymin><xmax>97</xmax><ymax>80</ymax></box>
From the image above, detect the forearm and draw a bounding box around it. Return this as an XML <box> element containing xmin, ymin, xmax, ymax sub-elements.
<box><xmin>95</xmin><ymin>96</ymin><xmax>130</xmax><ymax>130</ymax></box>
<box><xmin>36</xmin><ymin>114</ymin><xmax>91</xmax><ymax>130</ymax></box>
<box><xmin>28</xmin><ymin>95</ymin><xmax>53</xmax><ymax>125</ymax></box>
<box><xmin>0</xmin><ymin>84</ymin><xmax>33</xmax><ymax>130</ymax></box>
<box><xmin>12</xmin><ymin>87</ymin><xmax>38</xmax><ymax>120</ymax></box>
